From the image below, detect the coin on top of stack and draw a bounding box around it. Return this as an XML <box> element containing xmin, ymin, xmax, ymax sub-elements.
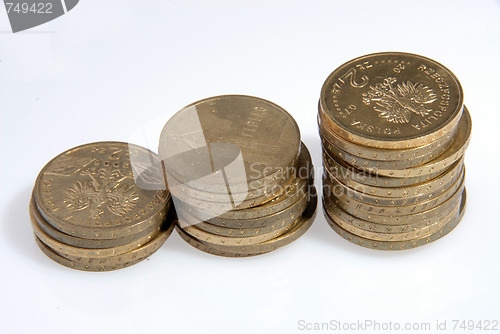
<box><xmin>318</xmin><ymin>52</ymin><xmax>471</xmax><ymax>250</ymax></box>
<box><xmin>158</xmin><ymin>95</ymin><xmax>317</xmax><ymax>257</ymax></box>
<box><xmin>30</xmin><ymin>142</ymin><xmax>175</xmax><ymax>271</ymax></box>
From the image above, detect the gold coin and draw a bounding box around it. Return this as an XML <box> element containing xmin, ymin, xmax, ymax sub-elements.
<box><xmin>331</xmin><ymin>168</ymin><xmax>464</xmax><ymax>216</ymax></box>
<box><xmin>35</xmin><ymin>237</ymin><xmax>151</xmax><ymax>271</ymax></box>
<box><xmin>30</xmin><ymin>202</ymin><xmax>165</xmax><ymax>257</ymax></box>
<box><xmin>319</xmin><ymin>52</ymin><xmax>463</xmax><ymax>149</ymax></box>
<box><xmin>323</xmin><ymin>157</ymin><xmax>463</xmax><ymax>198</ymax></box>
<box><xmin>182</xmin><ymin>143</ymin><xmax>314</xmax><ymax>221</ymax></box>
<box><xmin>317</xmin><ymin>113</ymin><xmax>454</xmax><ymax>162</ymax></box>
<box><xmin>30</xmin><ymin>195</ymin><xmax>168</xmax><ymax>248</ymax></box>
<box><xmin>331</xmin><ymin>180</ymin><xmax>464</xmax><ymax>225</ymax></box>
<box><xmin>56</xmin><ymin>222</ymin><xmax>174</xmax><ymax>264</ymax></box>
<box><xmin>177</xmin><ymin>215</ymin><xmax>295</xmax><ymax>246</ymax></box>
<box><xmin>323</xmin><ymin>161</ymin><xmax>463</xmax><ymax>206</ymax></box>
<box><xmin>158</xmin><ymin>95</ymin><xmax>300</xmax><ymax>193</ymax></box>
<box><xmin>324</xmin><ymin>195</ymin><xmax>461</xmax><ymax>241</ymax></box>
<box><xmin>324</xmin><ymin>189</ymin><xmax>466</xmax><ymax>250</ymax></box>
<box><xmin>33</xmin><ymin>142</ymin><xmax>170</xmax><ymax>239</ymax></box>
<box><xmin>176</xmin><ymin>189</ymin><xmax>317</xmax><ymax>256</ymax></box>
<box><xmin>325</xmin><ymin>107</ymin><xmax>471</xmax><ymax>177</ymax></box>
<box><xmin>176</xmin><ymin>186</ymin><xmax>308</xmax><ymax>235</ymax></box>
<box><xmin>322</xmin><ymin>150</ymin><xmax>444</xmax><ymax>188</ymax></box>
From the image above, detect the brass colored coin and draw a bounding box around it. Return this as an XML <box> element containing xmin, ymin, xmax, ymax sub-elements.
<box><xmin>321</xmin><ymin>135</ymin><xmax>449</xmax><ymax>171</ymax></box>
<box><xmin>319</xmin><ymin>52</ymin><xmax>464</xmax><ymax>149</ymax></box>
<box><xmin>158</xmin><ymin>95</ymin><xmax>300</xmax><ymax>193</ymax></box>
<box><xmin>324</xmin><ymin>189</ymin><xmax>467</xmax><ymax>250</ymax></box>
<box><xmin>57</xmin><ymin>223</ymin><xmax>174</xmax><ymax>264</ymax></box>
<box><xmin>182</xmin><ymin>143</ymin><xmax>314</xmax><ymax>220</ymax></box>
<box><xmin>324</xmin><ymin>195</ymin><xmax>461</xmax><ymax>241</ymax></box>
<box><xmin>35</xmin><ymin>237</ymin><xmax>152</xmax><ymax>271</ymax></box>
<box><xmin>176</xmin><ymin>189</ymin><xmax>317</xmax><ymax>256</ymax></box>
<box><xmin>323</xmin><ymin>157</ymin><xmax>463</xmax><ymax>198</ymax></box>
<box><xmin>176</xmin><ymin>186</ymin><xmax>308</xmax><ymax>234</ymax></box>
<box><xmin>331</xmin><ymin>180</ymin><xmax>464</xmax><ymax>225</ymax></box>
<box><xmin>323</xmin><ymin>193</ymin><xmax>459</xmax><ymax>233</ymax></box>
<box><xmin>317</xmin><ymin>113</ymin><xmax>454</xmax><ymax>162</ymax></box>
<box><xmin>176</xmin><ymin>227</ymin><xmax>272</xmax><ymax>258</ymax></box>
<box><xmin>323</xmin><ymin>161</ymin><xmax>463</xmax><ymax>206</ymax></box>
<box><xmin>331</xmin><ymin>168</ymin><xmax>464</xmax><ymax>216</ymax></box>
<box><xmin>30</xmin><ymin>195</ymin><xmax>168</xmax><ymax>249</ymax></box>
<box><xmin>325</xmin><ymin>108</ymin><xmax>471</xmax><ymax>178</ymax></box>
<box><xmin>33</xmin><ymin>142</ymin><xmax>170</xmax><ymax>239</ymax></box>
<box><xmin>171</xmin><ymin>177</ymin><xmax>290</xmax><ymax>211</ymax></box>
<box><xmin>177</xmin><ymin>216</ymin><xmax>294</xmax><ymax>246</ymax></box>
<box><xmin>323</xmin><ymin>150</ymin><xmax>444</xmax><ymax>188</ymax></box>
<box><xmin>30</xmin><ymin>203</ymin><xmax>165</xmax><ymax>257</ymax></box>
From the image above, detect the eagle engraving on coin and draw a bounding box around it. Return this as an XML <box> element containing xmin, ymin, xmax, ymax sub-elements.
<box><xmin>44</xmin><ymin>155</ymin><xmax>139</xmax><ymax>219</ymax></box>
<box><xmin>64</xmin><ymin>167</ymin><xmax>139</xmax><ymax>219</ymax></box>
<box><xmin>362</xmin><ymin>77</ymin><xmax>437</xmax><ymax>124</ymax></box>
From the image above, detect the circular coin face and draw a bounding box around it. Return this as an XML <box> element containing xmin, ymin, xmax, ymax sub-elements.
<box><xmin>34</xmin><ymin>142</ymin><xmax>169</xmax><ymax>232</ymax></box>
<box><xmin>320</xmin><ymin>52</ymin><xmax>463</xmax><ymax>148</ymax></box>
<box><xmin>158</xmin><ymin>95</ymin><xmax>300</xmax><ymax>187</ymax></box>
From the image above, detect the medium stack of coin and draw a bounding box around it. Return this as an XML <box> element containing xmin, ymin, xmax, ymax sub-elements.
<box><xmin>30</xmin><ymin>142</ymin><xmax>175</xmax><ymax>271</ymax></box>
<box><xmin>158</xmin><ymin>95</ymin><xmax>318</xmax><ymax>257</ymax></box>
<box><xmin>318</xmin><ymin>52</ymin><xmax>471</xmax><ymax>250</ymax></box>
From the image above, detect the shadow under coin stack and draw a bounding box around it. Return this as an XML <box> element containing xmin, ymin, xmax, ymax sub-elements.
<box><xmin>30</xmin><ymin>142</ymin><xmax>175</xmax><ymax>271</ymax></box>
<box><xmin>159</xmin><ymin>95</ymin><xmax>317</xmax><ymax>257</ymax></box>
<box><xmin>318</xmin><ymin>52</ymin><xmax>471</xmax><ymax>250</ymax></box>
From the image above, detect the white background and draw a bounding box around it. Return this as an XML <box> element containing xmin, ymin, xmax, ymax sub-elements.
<box><xmin>1</xmin><ymin>1</ymin><xmax>499</xmax><ymax>333</ymax></box>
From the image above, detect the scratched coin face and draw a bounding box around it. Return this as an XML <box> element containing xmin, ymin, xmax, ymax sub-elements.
<box><xmin>320</xmin><ymin>52</ymin><xmax>463</xmax><ymax>148</ymax></box>
<box><xmin>33</xmin><ymin>142</ymin><xmax>169</xmax><ymax>230</ymax></box>
<box><xmin>158</xmin><ymin>95</ymin><xmax>301</xmax><ymax>187</ymax></box>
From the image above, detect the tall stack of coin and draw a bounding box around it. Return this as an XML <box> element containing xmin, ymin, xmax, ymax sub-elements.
<box><xmin>159</xmin><ymin>95</ymin><xmax>317</xmax><ymax>257</ymax></box>
<box><xmin>30</xmin><ymin>142</ymin><xmax>175</xmax><ymax>271</ymax></box>
<box><xmin>318</xmin><ymin>52</ymin><xmax>471</xmax><ymax>250</ymax></box>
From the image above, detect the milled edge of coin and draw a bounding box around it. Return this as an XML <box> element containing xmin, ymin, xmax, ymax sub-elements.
<box><xmin>33</xmin><ymin>141</ymin><xmax>170</xmax><ymax>238</ymax></box>
<box><xmin>322</xmin><ymin>150</ymin><xmax>444</xmax><ymax>188</ymax></box>
<box><xmin>332</xmin><ymin>107</ymin><xmax>471</xmax><ymax>177</ymax></box>
<box><xmin>177</xmin><ymin>215</ymin><xmax>295</xmax><ymax>246</ymax></box>
<box><xmin>58</xmin><ymin>221</ymin><xmax>174</xmax><ymax>264</ymax></box>
<box><xmin>323</xmin><ymin>162</ymin><xmax>464</xmax><ymax>207</ymax></box>
<box><xmin>317</xmin><ymin>112</ymin><xmax>455</xmax><ymax>161</ymax></box>
<box><xmin>175</xmin><ymin>187</ymin><xmax>318</xmax><ymax>256</ymax></box>
<box><xmin>332</xmin><ymin>168</ymin><xmax>465</xmax><ymax>216</ymax></box>
<box><xmin>319</xmin><ymin>52</ymin><xmax>464</xmax><ymax>148</ymax></box>
<box><xmin>177</xmin><ymin>190</ymin><xmax>308</xmax><ymax>236</ymax></box>
<box><xmin>331</xmin><ymin>178</ymin><xmax>464</xmax><ymax>225</ymax></box>
<box><xmin>181</xmin><ymin>143</ymin><xmax>314</xmax><ymax>220</ymax></box>
<box><xmin>324</xmin><ymin>195</ymin><xmax>461</xmax><ymax>241</ymax></box>
<box><xmin>34</xmin><ymin>237</ymin><xmax>152</xmax><ymax>271</ymax></box>
<box><xmin>30</xmin><ymin>202</ymin><xmax>164</xmax><ymax>257</ymax></box>
<box><xmin>324</xmin><ymin>189</ymin><xmax>467</xmax><ymax>250</ymax></box>
<box><xmin>30</xmin><ymin>195</ymin><xmax>168</xmax><ymax>247</ymax></box>
<box><xmin>321</xmin><ymin>135</ymin><xmax>450</xmax><ymax>171</ymax></box>
<box><xmin>324</xmin><ymin>157</ymin><xmax>463</xmax><ymax>198</ymax></box>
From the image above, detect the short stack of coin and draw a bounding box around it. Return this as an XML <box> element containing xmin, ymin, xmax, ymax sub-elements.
<box><xmin>30</xmin><ymin>142</ymin><xmax>175</xmax><ymax>271</ymax></box>
<box><xmin>318</xmin><ymin>52</ymin><xmax>471</xmax><ymax>250</ymax></box>
<box><xmin>158</xmin><ymin>95</ymin><xmax>318</xmax><ymax>257</ymax></box>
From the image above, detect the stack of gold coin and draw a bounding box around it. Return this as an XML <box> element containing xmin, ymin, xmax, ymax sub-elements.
<box><xmin>158</xmin><ymin>95</ymin><xmax>317</xmax><ymax>257</ymax></box>
<box><xmin>30</xmin><ymin>142</ymin><xmax>175</xmax><ymax>271</ymax></box>
<box><xmin>318</xmin><ymin>52</ymin><xmax>471</xmax><ymax>250</ymax></box>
